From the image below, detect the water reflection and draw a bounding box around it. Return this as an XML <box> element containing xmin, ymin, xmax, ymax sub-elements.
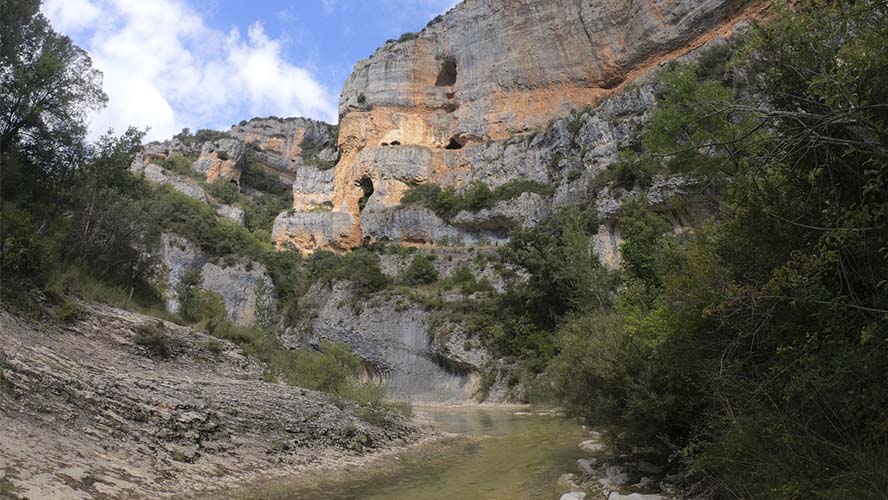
<box><xmin>286</xmin><ymin>406</ymin><xmax>587</xmax><ymax>500</ymax></box>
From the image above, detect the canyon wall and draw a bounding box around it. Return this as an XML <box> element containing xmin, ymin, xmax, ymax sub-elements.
<box><xmin>128</xmin><ymin>0</ymin><xmax>767</xmax><ymax>403</ymax></box>
<box><xmin>273</xmin><ymin>0</ymin><xmax>765</xmax><ymax>253</ymax></box>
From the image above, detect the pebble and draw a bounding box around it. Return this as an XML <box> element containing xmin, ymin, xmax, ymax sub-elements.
<box><xmin>608</xmin><ymin>494</ymin><xmax>663</xmax><ymax>500</ymax></box>
<box><xmin>560</xmin><ymin>492</ymin><xmax>586</xmax><ymax>500</ymax></box>
<box><xmin>578</xmin><ymin>439</ymin><xmax>604</xmax><ymax>453</ymax></box>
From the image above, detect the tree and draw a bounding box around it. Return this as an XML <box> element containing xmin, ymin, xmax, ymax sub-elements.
<box><xmin>401</xmin><ymin>255</ymin><xmax>439</xmax><ymax>286</ymax></box>
<box><xmin>0</xmin><ymin>0</ymin><xmax>107</xmax><ymax>189</ymax></box>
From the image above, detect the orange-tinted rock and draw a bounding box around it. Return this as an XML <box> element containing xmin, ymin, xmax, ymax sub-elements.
<box><xmin>274</xmin><ymin>0</ymin><xmax>769</xmax><ymax>253</ymax></box>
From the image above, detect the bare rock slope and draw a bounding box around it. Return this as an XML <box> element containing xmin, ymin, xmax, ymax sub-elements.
<box><xmin>0</xmin><ymin>301</ymin><xmax>420</xmax><ymax>499</ymax></box>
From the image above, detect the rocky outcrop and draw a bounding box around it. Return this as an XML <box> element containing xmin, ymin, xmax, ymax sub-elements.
<box><xmin>160</xmin><ymin>233</ymin><xmax>204</xmax><ymax>314</ymax></box>
<box><xmin>138</xmin><ymin>164</ymin><xmax>246</xmax><ymax>225</ymax></box>
<box><xmin>192</xmin><ymin>138</ymin><xmax>245</xmax><ymax>184</ymax></box>
<box><xmin>143</xmin><ymin>163</ymin><xmax>209</xmax><ymax>202</ymax></box>
<box><xmin>0</xmin><ymin>301</ymin><xmax>419</xmax><ymax>499</ymax></box>
<box><xmin>283</xmin><ymin>281</ymin><xmax>486</xmax><ymax>403</ymax></box>
<box><xmin>159</xmin><ymin>233</ymin><xmax>277</xmax><ymax>327</ymax></box>
<box><xmin>272</xmin><ymin>210</ymin><xmax>359</xmax><ymax>253</ymax></box>
<box><xmin>273</xmin><ymin>0</ymin><xmax>767</xmax><ymax>253</ymax></box>
<box><xmin>201</xmin><ymin>260</ymin><xmax>278</xmax><ymax>328</ymax></box>
<box><xmin>229</xmin><ymin>117</ymin><xmax>339</xmax><ymax>177</ymax></box>
<box><xmin>129</xmin><ymin>138</ymin><xmax>199</xmax><ymax>174</ymax></box>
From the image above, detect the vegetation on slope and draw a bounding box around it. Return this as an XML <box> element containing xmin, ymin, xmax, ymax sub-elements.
<box><xmin>399</xmin><ymin>179</ymin><xmax>554</xmax><ymax>220</ymax></box>
<box><xmin>0</xmin><ymin>0</ymin><xmax>397</xmax><ymax>417</ymax></box>
<box><xmin>515</xmin><ymin>2</ymin><xmax>887</xmax><ymax>497</ymax></box>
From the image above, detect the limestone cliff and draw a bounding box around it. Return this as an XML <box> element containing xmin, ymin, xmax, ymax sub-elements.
<box><xmin>125</xmin><ymin>0</ymin><xmax>768</xmax><ymax>405</ymax></box>
<box><xmin>229</xmin><ymin>116</ymin><xmax>339</xmax><ymax>181</ymax></box>
<box><xmin>273</xmin><ymin>0</ymin><xmax>768</xmax><ymax>253</ymax></box>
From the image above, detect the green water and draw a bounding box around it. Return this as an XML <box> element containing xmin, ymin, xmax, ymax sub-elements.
<box><xmin>290</xmin><ymin>406</ymin><xmax>587</xmax><ymax>500</ymax></box>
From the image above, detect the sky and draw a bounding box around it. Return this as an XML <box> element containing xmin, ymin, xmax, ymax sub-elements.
<box><xmin>42</xmin><ymin>0</ymin><xmax>459</xmax><ymax>142</ymax></box>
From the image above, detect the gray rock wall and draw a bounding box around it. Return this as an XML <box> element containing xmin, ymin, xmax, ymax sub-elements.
<box><xmin>158</xmin><ymin>233</ymin><xmax>277</xmax><ymax>327</ymax></box>
<box><xmin>284</xmin><ymin>282</ymin><xmax>485</xmax><ymax>403</ymax></box>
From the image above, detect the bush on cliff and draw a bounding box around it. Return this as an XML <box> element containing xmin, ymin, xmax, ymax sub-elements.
<box><xmin>400</xmin><ymin>255</ymin><xmax>439</xmax><ymax>286</ymax></box>
<box><xmin>399</xmin><ymin>179</ymin><xmax>555</xmax><ymax>220</ymax></box>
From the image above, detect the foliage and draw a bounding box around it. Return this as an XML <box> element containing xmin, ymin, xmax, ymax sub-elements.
<box><xmin>397</xmin><ymin>32</ymin><xmax>419</xmax><ymax>43</ymax></box>
<box><xmin>172</xmin><ymin>127</ymin><xmax>230</xmax><ymax>145</ymax></box>
<box><xmin>443</xmin><ymin>265</ymin><xmax>493</xmax><ymax>295</ymax></box>
<box><xmin>240</xmin><ymin>158</ymin><xmax>290</xmax><ymax>197</ymax></box>
<box><xmin>134</xmin><ymin>321</ymin><xmax>175</xmax><ymax>359</ymax></box>
<box><xmin>177</xmin><ymin>269</ymin><xmax>209</xmax><ymax>323</ymax></box>
<box><xmin>306</xmin><ymin>249</ymin><xmax>389</xmax><ymax>294</ymax></box>
<box><xmin>400</xmin><ymin>255</ymin><xmax>439</xmax><ymax>286</ymax></box>
<box><xmin>210</xmin><ymin>319</ymin><xmax>387</xmax><ymax>408</ymax></box>
<box><xmin>500</xmin><ymin>207</ymin><xmax>616</xmax><ymax>328</ymax></box>
<box><xmin>428</xmin><ymin>207</ymin><xmax>617</xmax><ymax>374</ymax></box>
<box><xmin>0</xmin><ymin>0</ymin><xmax>107</xmax><ymax>186</ymax></box>
<box><xmin>300</xmin><ymin>142</ymin><xmax>337</xmax><ymax>170</ymax></box>
<box><xmin>537</xmin><ymin>2</ymin><xmax>888</xmax><ymax>497</ymax></box>
<box><xmin>158</xmin><ymin>153</ymin><xmax>198</xmax><ymax>178</ymax></box>
<box><xmin>206</xmin><ymin>179</ymin><xmax>240</xmax><ymax>204</ymax></box>
<box><xmin>399</xmin><ymin>179</ymin><xmax>554</xmax><ymax>220</ymax></box>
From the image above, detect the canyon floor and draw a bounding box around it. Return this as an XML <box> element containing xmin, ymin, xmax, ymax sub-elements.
<box><xmin>0</xmin><ymin>298</ymin><xmax>423</xmax><ymax>500</ymax></box>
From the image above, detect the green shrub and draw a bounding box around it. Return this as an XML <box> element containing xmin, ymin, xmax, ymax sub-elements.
<box><xmin>397</xmin><ymin>32</ymin><xmax>419</xmax><ymax>42</ymax></box>
<box><xmin>443</xmin><ymin>265</ymin><xmax>492</xmax><ymax>295</ymax></box>
<box><xmin>1</xmin><ymin>205</ymin><xmax>63</xmax><ymax>279</ymax></box>
<box><xmin>399</xmin><ymin>179</ymin><xmax>554</xmax><ymax>220</ymax></box>
<box><xmin>400</xmin><ymin>255</ymin><xmax>439</xmax><ymax>286</ymax></box>
<box><xmin>55</xmin><ymin>299</ymin><xmax>82</xmax><ymax>324</ymax></box>
<box><xmin>493</xmin><ymin>179</ymin><xmax>554</xmax><ymax>199</ymax></box>
<box><xmin>134</xmin><ymin>321</ymin><xmax>175</xmax><ymax>358</ymax></box>
<box><xmin>158</xmin><ymin>153</ymin><xmax>197</xmax><ymax>178</ymax></box>
<box><xmin>0</xmin><ymin>475</ymin><xmax>16</xmax><ymax>498</ymax></box>
<box><xmin>241</xmin><ymin>160</ymin><xmax>290</xmax><ymax>197</ymax></box>
<box><xmin>206</xmin><ymin>180</ymin><xmax>240</xmax><ymax>205</ymax></box>
<box><xmin>173</xmin><ymin>128</ymin><xmax>230</xmax><ymax>145</ymax></box>
<box><xmin>307</xmin><ymin>249</ymin><xmax>389</xmax><ymax>294</ymax></box>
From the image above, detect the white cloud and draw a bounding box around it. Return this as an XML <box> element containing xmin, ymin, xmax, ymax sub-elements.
<box><xmin>42</xmin><ymin>0</ymin><xmax>102</xmax><ymax>33</ymax></box>
<box><xmin>42</xmin><ymin>0</ymin><xmax>338</xmax><ymax>142</ymax></box>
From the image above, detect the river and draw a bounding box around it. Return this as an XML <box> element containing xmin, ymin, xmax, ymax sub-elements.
<box><xmin>272</xmin><ymin>405</ymin><xmax>588</xmax><ymax>500</ymax></box>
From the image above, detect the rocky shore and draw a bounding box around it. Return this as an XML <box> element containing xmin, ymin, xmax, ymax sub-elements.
<box><xmin>558</xmin><ymin>431</ymin><xmax>687</xmax><ymax>500</ymax></box>
<box><xmin>0</xmin><ymin>299</ymin><xmax>423</xmax><ymax>499</ymax></box>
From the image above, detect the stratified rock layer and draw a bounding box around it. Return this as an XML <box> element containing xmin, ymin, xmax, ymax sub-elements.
<box><xmin>274</xmin><ymin>0</ymin><xmax>766</xmax><ymax>252</ymax></box>
<box><xmin>0</xmin><ymin>301</ymin><xmax>419</xmax><ymax>499</ymax></box>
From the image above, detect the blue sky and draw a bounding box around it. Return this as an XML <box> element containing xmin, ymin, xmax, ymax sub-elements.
<box><xmin>42</xmin><ymin>0</ymin><xmax>458</xmax><ymax>141</ymax></box>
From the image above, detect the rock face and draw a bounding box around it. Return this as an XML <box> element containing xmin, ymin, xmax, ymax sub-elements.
<box><xmin>229</xmin><ymin>117</ymin><xmax>339</xmax><ymax>177</ymax></box>
<box><xmin>0</xmin><ymin>301</ymin><xmax>419</xmax><ymax>499</ymax></box>
<box><xmin>192</xmin><ymin>138</ymin><xmax>246</xmax><ymax>184</ymax></box>
<box><xmin>273</xmin><ymin>0</ymin><xmax>766</xmax><ymax>253</ymax></box>
<box><xmin>129</xmin><ymin>138</ymin><xmax>199</xmax><ymax>174</ymax></box>
<box><xmin>159</xmin><ymin>233</ymin><xmax>277</xmax><ymax>327</ymax></box>
<box><xmin>283</xmin><ymin>281</ymin><xmax>485</xmax><ymax>403</ymax></box>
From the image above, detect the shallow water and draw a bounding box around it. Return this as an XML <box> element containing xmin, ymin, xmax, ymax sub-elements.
<box><xmin>290</xmin><ymin>406</ymin><xmax>587</xmax><ymax>500</ymax></box>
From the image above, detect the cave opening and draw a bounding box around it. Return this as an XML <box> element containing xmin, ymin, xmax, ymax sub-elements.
<box><xmin>445</xmin><ymin>136</ymin><xmax>463</xmax><ymax>150</ymax></box>
<box><xmin>435</xmin><ymin>57</ymin><xmax>457</xmax><ymax>87</ymax></box>
<box><xmin>357</xmin><ymin>176</ymin><xmax>374</xmax><ymax>212</ymax></box>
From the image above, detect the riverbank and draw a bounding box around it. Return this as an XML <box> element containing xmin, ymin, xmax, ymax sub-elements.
<box><xmin>213</xmin><ymin>405</ymin><xmax>591</xmax><ymax>500</ymax></box>
<box><xmin>0</xmin><ymin>300</ymin><xmax>422</xmax><ymax>499</ymax></box>
<box><xmin>556</xmin><ymin>430</ymin><xmax>689</xmax><ymax>500</ymax></box>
